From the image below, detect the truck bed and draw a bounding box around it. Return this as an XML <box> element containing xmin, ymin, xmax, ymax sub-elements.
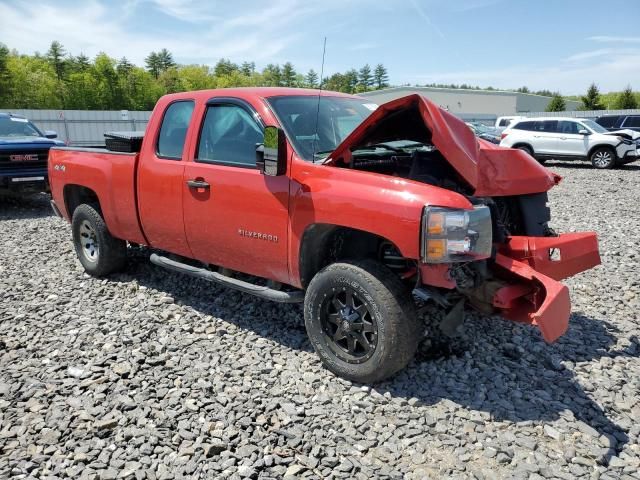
<box><xmin>48</xmin><ymin>147</ymin><xmax>147</xmax><ymax>245</ymax></box>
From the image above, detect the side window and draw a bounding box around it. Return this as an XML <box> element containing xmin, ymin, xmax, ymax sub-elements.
<box><xmin>514</xmin><ymin>121</ymin><xmax>533</xmax><ymax>131</ymax></box>
<box><xmin>499</xmin><ymin>118</ymin><xmax>509</xmax><ymax>127</ymax></box>
<box><xmin>557</xmin><ymin>121</ymin><xmax>580</xmax><ymax>134</ymax></box>
<box><xmin>622</xmin><ymin>116</ymin><xmax>640</xmax><ymax>128</ymax></box>
<box><xmin>542</xmin><ymin>120</ymin><xmax>559</xmax><ymax>133</ymax></box>
<box><xmin>197</xmin><ymin>104</ymin><xmax>263</xmax><ymax>167</ymax></box>
<box><xmin>157</xmin><ymin>101</ymin><xmax>195</xmax><ymax>159</ymax></box>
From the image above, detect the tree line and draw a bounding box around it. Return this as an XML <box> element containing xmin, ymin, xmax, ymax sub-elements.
<box><xmin>0</xmin><ymin>41</ymin><xmax>637</xmax><ymax>112</ymax></box>
<box><xmin>546</xmin><ymin>83</ymin><xmax>638</xmax><ymax>112</ymax></box>
<box><xmin>0</xmin><ymin>41</ymin><xmax>390</xmax><ymax>110</ymax></box>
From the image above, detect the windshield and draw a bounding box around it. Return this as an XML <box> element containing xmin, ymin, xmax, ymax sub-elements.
<box><xmin>0</xmin><ymin>117</ymin><xmax>43</xmax><ymax>138</ymax></box>
<box><xmin>580</xmin><ymin>119</ymin><xmax>608</xmax><ymax>134</ymax></box>
<box><xmin>267</xmin><ymin>96</ymin><xmax>376</xmax><ymax>161</ymax></box>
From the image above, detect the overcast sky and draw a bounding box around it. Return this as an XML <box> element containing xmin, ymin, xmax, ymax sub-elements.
<box><xmin>1</xmin><ymin>0</ymin><xmax>638</xmax><ymax>94</ymax></box>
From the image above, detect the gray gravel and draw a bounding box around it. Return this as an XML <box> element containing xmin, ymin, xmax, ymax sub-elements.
<box><xmin>1</xmin><ymin>161</ymin><xmax>639</xmax><ymax>479</ymax></box>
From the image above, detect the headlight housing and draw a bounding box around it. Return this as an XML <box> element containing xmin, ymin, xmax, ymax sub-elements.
<box><xmin>421</xmin><ymin>205</ymin><xmax>492</xmax><ymax>263</ymax></box>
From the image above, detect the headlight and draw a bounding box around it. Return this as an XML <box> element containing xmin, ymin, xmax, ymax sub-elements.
<box><xmin>421</xmin><ymin>205</ymin><xmax>492</xmax><ymax>263</ymax></box>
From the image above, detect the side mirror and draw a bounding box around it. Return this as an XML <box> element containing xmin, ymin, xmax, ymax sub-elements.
<box><xmin>44</xmin><ymin>130</ymin><xmax>58</xmax><ymax>139</ymax></box>
<box><xmin>256</xmin><ymin>126</ymin><xmax>287</xmax><ymax>176</ymax></box>
<box><xmin>578</xmin><ymin>129</ymin><xmax>590</xmax><ymax>135</ymax></box>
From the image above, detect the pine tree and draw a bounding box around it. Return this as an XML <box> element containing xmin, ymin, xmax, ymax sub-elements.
<box><xmin>343</xmin><ymin>69</ymin><xmax>358</xmax><ymax>93</ymax></box>
<box><xmin>373</xmin><ymin>64</ymin><xmax>389</xmax><ymax>89</ymax></box>
<box><xmin>358</xmin><ymin>64</ymin><xmax>373</xmax><ymax>91</ymax></box>
<box><xmin>46</xmin><ymin>41</ymin><xmax>66</xmax><ymax>81</ymax></box>
<box><xmin>157</xmin><ymin>49</ymin><xmax>176</xmax><ymax>72</ymax></box>
<box><xmin>281</xmin><ymin>62</ymin><xmax>297</xmax><ymax>87</ymax></box>
<box><xmin>545</xmin><ymin>93</ymin><xmax>566</xmax><ymax>112</ymax></box>
<box><xmin>145</xmin><ymin>52</ymin><xmax>161</xmax><ymax>79</ymax></box>
<box><xmin>305</xmin><ymin>69</ymin><xmax>319</xmax><ymax>88</ymax></box>
<box><xmin>117</xmin><ymin>57</ymin><xmax>134</xmax><ymax>76</ymax></box>
<box><xmin>74</xmin><ymin>53</ymin><xmax>90</xmax><ymax>71</ymax></box>
<box><xmin>262</xmin><ymin>64</ymin><xmax>282</xmax><ymax>86</ymax></box>
<box><xmin>240</xmin><ymin>61</ymin><xmax>255</xmax><ymax>76</ymax></box>
<box><xmin>580</xmin><ymin>83</ymin><xmax>605</xmax><ymax>110</ymax></box>
<box><xmin>615</xmin><ymin>85</ymin><xmax>638</xmax><ymax>109</ymax></box>
<box><xmin>214</xmin><ymin>59</ymin><xmax>238</xmax><ymax>77</ymax></box>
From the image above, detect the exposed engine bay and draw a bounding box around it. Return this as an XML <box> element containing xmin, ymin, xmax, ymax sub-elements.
<box><xmin>337</xmin><ymin>141</ymin><xmax>555</xmax><ymax>241</ymax></box>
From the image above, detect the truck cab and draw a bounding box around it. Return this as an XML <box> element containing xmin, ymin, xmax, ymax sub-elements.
<box><xmin>48</xmin><ymin>88</ymin><xmax>600</xmax><ymax>383</ymax></box>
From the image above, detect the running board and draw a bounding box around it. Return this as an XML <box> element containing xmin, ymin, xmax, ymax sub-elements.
<box><xmin>149</xmin><ymin>254</ymin><xmax>304</xmax><ymax>303</ymax></box>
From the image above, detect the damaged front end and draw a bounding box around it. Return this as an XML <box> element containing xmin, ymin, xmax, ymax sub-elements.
<box><xmin>326</xmin><ymin>94</ymin><xmax>601</xmax><ymax>342</ymax></box>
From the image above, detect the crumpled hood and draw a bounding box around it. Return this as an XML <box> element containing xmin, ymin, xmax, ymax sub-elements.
<box><xmin>326</xmin><ymin>94</ymin><xmax>560</xmax><ymax>197</ymax></box>
<box><xmin>605</xmin><ymin>129</ymin><xmax>640</xmax><ymax>141</ymax></box>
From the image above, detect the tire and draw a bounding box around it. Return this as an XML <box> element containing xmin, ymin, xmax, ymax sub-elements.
<box><xmin>590</xmin><ymin>146</ymin><xmax>616</xmax><ymax>169</ymax></box>
<box><xmin>304</xmin><ymin>259</ymin><xmax>420</xmax><ymax>383</ymax></box>
<box><xmin>71</xmin><ymin>204</ymin><xmax>127</xmax><ymax>276</ymax></box>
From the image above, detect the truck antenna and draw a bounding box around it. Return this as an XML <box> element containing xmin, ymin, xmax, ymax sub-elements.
<box><xmin>312</xmin><ymin>37</ymin><xmax>327</xmax><ymax>161</ymax></box>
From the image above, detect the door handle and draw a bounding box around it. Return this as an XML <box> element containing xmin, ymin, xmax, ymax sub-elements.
<box><xmin>560</xmin><ymin>136</ymin><xmax>567</xmax><ymax>140</ymax></box>
<box><xmin>186</xmin><ymin>179</ymin><xmax>210</xmax><ymax>189</ymax></box>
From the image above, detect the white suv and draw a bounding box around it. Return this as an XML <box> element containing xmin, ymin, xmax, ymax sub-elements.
<box><xmin>500</xmin><ymin>117</ymin><xmax>639</xmax><ymax>169</ymax></box>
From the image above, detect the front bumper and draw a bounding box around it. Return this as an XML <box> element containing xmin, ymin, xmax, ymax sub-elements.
<box><xmin>616</xmin><ymin>144</ymin><xmax>639</xmax><ymax>164</ymax></box>
<box><xmin>0</xmin><ymin>166</ymin><xmax>49</xmax><ymax>190</ymax></box>
<box><xmin>492</xmin><ymin>232</ymin><xmax>600</xmax><ymax>342</ymax></box>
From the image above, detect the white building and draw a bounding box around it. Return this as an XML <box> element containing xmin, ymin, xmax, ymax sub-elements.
<box><xmin>358</xmin><ymin>86</ymin><xmax>580</xmax><ymax>117</ymax></box>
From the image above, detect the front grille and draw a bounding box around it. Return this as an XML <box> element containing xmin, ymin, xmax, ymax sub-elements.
<box><xmin>0</xmin><ymin>148</ymin><xmax>49</xmax><ymax>173</ymax></box>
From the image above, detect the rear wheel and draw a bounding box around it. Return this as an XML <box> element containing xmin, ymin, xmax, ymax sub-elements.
<box><xmin>590</xmin><ymin>147</ymin><xmax>616</xmax><ymax>169</ymax></box>
<box><xmin>71</xmin><ymin>204</ymin><xmax>127</xmax><ymax>276</ymax></box>
<box><xmin>516</xmin><ymin>145</ymin><xmax>545</xmax><ymax>164</ymax></box>
<box><xmin>304</xmin><ymin>260</ymin><xmax>420</xmax><ymax>383</ymax></box>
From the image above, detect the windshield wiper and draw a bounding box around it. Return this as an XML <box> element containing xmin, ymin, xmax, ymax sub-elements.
<box><xmin>312</xmin><ymin>150</ymin><xmax>334</xmax><ymax>163</ymax></box>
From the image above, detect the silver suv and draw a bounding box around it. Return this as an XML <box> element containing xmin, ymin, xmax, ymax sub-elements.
<box><xmin>500</xmin><ymin>117</ymin><xmax>639</xmax><ymax>169</ymax></box>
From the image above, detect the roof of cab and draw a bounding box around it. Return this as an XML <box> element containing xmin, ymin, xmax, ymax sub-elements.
<box><xmin>159</xmin><ymin>87</ymin><xmax>360</xmax><ymax>103</ymax></box>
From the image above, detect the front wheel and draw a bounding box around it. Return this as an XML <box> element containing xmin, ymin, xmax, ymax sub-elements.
<box><xmin>71</xmin><ymin>204</ymin><xmax>127</xmax><ymax>276</ymax></box>
<box><xmin>590</xmin><ymin>147</ymin><xmax>616</xmax><ymax>169</ymax></box>
<box><xmin>304</xmin><ymin>260</ymin><xmax>420</xmax><ymax>383</ymax></box>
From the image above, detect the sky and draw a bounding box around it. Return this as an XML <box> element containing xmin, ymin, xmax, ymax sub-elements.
<box><xmin>0</xmin><ymin>0</ymin><xmax>638</xmax><ymax>94</ymax></box>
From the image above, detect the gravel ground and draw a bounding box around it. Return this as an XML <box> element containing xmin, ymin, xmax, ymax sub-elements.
<box><xmin>1</xmin><ymin>162</ymin><xmax>639</xmax><ymax>480</ymax></box>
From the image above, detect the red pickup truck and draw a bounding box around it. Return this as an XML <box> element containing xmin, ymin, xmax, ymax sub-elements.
<box><xmin>48</xmin><ymin>88</ymin><xmax>600</xmax><ymax>383</ymax></box>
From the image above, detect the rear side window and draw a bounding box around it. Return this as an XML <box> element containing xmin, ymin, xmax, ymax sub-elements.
<box><xmin>157</xmin><ymin>101</ymin><xmax>195</xmax><ymax>159</ymax></box>
<box><xmin>513</xmin><ymin>121</ymin><xmax>534</xmax><ymax>131</ymax></box>
<box><xmin>197</xmin><ymin>104</ymin><xmax>263</xmax><ymax>167</ymax></box>
<box><xmin>498</xmin><ymin>118</ymin><xmax>510</xmax><ymax>127</ymax></box>
<box><xmin>596</xmin><ymin>116</ymin><xmax>619</xmax><ymax>128</ymax></box>
<box><xmin>542</xmin><ymin>120</ymin><xmax>558</xmax><ymax>133</ymax></box>
<box><xmin>622</xmin><ymin>116</ymin><xmax>640</xmax><ymax>128</ymax></box>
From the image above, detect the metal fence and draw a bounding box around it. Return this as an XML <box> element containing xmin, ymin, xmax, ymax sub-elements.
<box><xmin>518</xmin><ymin>108</ymin><xmax>640</xmax><ymax>120</ymax></box>
<box><xmin>3</xmin><ymin>109</ymin><xmax>152</xmax><ymax>146</ymax></box>
<box><xmin>4</xmin><ymin>107</ymin><xmax>640</xmax><ymax>146</ymax></box>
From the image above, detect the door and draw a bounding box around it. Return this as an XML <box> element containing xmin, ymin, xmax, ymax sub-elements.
<box><xmin>137</xmin><ymin>100</ymin><xmax>195</xmax><ymax>257</ymax></box>
<box><xmin>531</xmin><ymin>120</ymin><xmax>559</xmax><ymax>154</ymax></box>
<box><xmin>556</xmin><ymin>120</ymin><xmax>588</xmax><ymax>157</ymax></box>
<box><xmin>182</xmin><ymin>99</ymin><xmax>291</xmax><ymax>283</ymax></box>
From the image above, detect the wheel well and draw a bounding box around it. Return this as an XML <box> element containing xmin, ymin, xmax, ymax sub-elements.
<box><xmin>63</xmin><ymin>185</ymin><xmax>101</xmax><ymax>218</ymax></box>
<box><xmin>298</xmin><ymin>224</ymin><xmax>409</xmax><ymax>288</ymax></box>
<box><xmin>588</xmin><ymin>144</ymin><xmax>616</xmax><ymax>159</ymax></box>
<box><xmin>512</xmin><ymin>143</ymin><xmax>533</xmax><ymax>153</ymax></box>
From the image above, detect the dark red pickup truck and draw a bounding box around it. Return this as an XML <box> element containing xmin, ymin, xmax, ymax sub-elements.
<box><xmin>49</xmin><ymin>88</ymin><xmax>600</xmax><ymax>382</ymax></box>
